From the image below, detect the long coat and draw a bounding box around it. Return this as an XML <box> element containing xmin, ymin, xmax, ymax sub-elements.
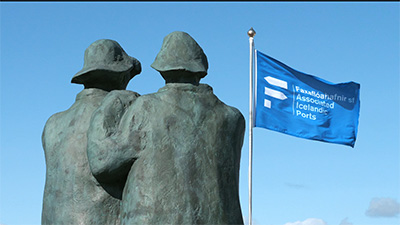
<box><xmin>88</xmin><ymin>83</ymin><xmax>245</xmax><ymax>225</ymax></box>
<box><xmin>42</xmin><ymin>88</ymin><xmax>121</xmax><ymax>225</ymax></box>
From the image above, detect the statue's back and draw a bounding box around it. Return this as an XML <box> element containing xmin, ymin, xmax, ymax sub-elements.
<box><xmin>120</xmin><ymin>83</ymin><xmax>245</xmax><ymax>225</ymax></box>
<box><xmin>42</xmin><ymin>89</ymin><xmax>120</xmax><ymax>225</ymax></box>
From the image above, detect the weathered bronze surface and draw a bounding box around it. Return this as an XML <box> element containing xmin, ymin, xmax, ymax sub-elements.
<box><xmin>43</xmin><ymin>32</ymin><xmax>244</xmax><ymax>225</ymax></box>
<box><xmin>42</xmin><ymin>39</ymin><xmax>140</xmax><ymax>225</ymax></box>
<box><xmin>87</xmin><ymin>32</ymin><xmax>245</xmax><ymax>225</ymax></box>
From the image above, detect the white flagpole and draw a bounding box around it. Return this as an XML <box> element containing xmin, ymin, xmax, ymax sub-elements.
<box><xmin>247</xmin><ymin>27</ymin><xmax>256</xmax><ymax>225</ymax></box>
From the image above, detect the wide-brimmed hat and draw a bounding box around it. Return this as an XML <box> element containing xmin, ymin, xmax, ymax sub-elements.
<box><xmin>151</xmin><ymin>31</ymin><xmax>208</xmax><ymax>78</ymax></box>
<box><xmin>72</xmin><ymin>39</ymin><xmax>141</xmax><ymax>84</ymax></box>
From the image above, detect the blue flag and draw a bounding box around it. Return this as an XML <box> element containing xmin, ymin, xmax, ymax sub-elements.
<box><xmin>255</xmin><ymin>50</ymin><xmax>360</xmax><ymax>147</ymax></box>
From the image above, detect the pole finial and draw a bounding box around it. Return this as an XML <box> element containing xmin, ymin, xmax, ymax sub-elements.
<box><xmin>247</xmin><ymin>27</ymin><xmax>256</xmax><ymax>38</ymax></box>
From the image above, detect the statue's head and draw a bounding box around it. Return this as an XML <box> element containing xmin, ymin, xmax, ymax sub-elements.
<box><xmin>151</xmin><ymin>31</ymin><xmax>208</xmax><ymax>85</ymax></box>
<box><xmin>72</xmin><ymin>39</ymin><xmax>141</xmax><ymax>91</ymax></box>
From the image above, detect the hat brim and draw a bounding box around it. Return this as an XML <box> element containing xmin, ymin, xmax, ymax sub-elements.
<box><xmin>72</xmin><ymin>56</ymin><xmax>140</xmax><ymax>84</ymax></box>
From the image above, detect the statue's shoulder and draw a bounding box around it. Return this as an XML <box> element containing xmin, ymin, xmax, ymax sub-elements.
<box><xmin>193</xmin><ymin>83</ymin><xmax>245</xmax><ymax>123</ymax></box>
<box><xmin>43</xmin><ymin>110</ymin><xmax>66</xmax><ymax>131</ymax></box>
<box><xmin>42</xmin><ymin>109</ymin><xmax>69</xmax><ymax>149</ymax></box>
<box><xmin>90</xmin><ymin>90</ymin><xmax>141</xmax><ymax>132</ymax></box>
<box><xmin>106</xmin><ymin>90</ymin><xmax>140</xmax><ymax>98</ymax></box>
<box><xmin>210</xmin><ymin>93</ymin><xmax>245</xmax><ymax>127</ymax></box>
<box><xmin>131</xmin><ymin>93</ymin><xmax>161</xmax><ymax>113</ymax></box>
<box><xmin>101</xmin><ymin>90</ymin><xmax>140</xmax><ymax>105</ymax></box>
<box><xmin>95</xmin><ymin>90</ymin><xmax>141</xmax><ymax>114</ymax></box>
<box><xmin>226</xmin><ymin>104</ymin><xmax>245</xmax><ymax>123</ymax></box>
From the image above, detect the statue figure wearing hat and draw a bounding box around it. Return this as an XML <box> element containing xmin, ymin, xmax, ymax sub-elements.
<box><xmin>41</xmin><ymin>39</ymin><xmax>141</xmax><ymax>225</ymax></box>
<box><xmin>87</xmin><ymin>31</ymin><xmax>245</xmax><ymax>224</ymax></box>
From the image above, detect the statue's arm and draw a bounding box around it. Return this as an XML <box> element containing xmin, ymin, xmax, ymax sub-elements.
<box><xmin>230</xmin><ymin>109</ymin><xmax>246</xmax><ymax>184</ymax></box>
<box><xmin>235</xmin><ymin>112</ymin><xmax>245</xmax><ymax>152</ymax></box>
<box><xmin>87</xmin><ymin>90</ymin><xmax>141</xmax><ymax>183</ymax></box>
<box><xmin>42</xmin><ymin>113</ymin><xmax>62</xmax><ymax>160</ymax></box>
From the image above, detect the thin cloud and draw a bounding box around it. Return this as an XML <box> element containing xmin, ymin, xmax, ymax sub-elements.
<box><xmin>283</xmin><ymin>218</ymin><xmax>327</xmax><ymax>225</ymax></box>
<box><xmin>365</xmin><ymin>197</ymin><xmax>400</xmax><ymax>217</ymax></box>
<box><xmin>284</xmin><ymin>182</ymin><xmax>307</xmax><ymax>189</ymax></box>
<box><xmin>339</xmin><ymin>217</ymin><xmax>353</xmax><ymax>225</ymax></box>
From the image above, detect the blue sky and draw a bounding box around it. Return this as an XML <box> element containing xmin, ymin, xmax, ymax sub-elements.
<box><xmin>1</xmin><ymin>2</ymin><xmax>399</xmax><ymax>225</ymax></box>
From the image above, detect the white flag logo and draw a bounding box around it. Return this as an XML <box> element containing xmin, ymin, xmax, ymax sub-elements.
<box><xmin>264</xmin><ymin>76</ymin><xmax>288</xmax><ymax>108</ymax></box>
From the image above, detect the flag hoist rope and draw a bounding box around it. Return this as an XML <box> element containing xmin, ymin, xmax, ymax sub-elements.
<box><xmin>247</xmin><ymin>27</ymin><xmax>256</xmax><ymax>225</ymax></box>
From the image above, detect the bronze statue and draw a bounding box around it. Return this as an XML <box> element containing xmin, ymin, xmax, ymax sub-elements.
<box><xmin>41</xmin><ymin>39</ymin><xmax>141</xmax><ymax>225</ymax></box>
<box><xmin>87</xmin><ymin>31</ymin><xmax>245</xmax><ymax>225</ymax></box>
